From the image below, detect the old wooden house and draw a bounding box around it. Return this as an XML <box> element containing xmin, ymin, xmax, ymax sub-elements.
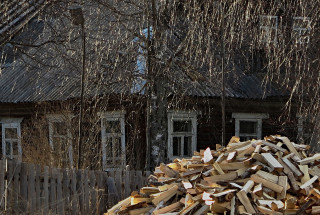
<box><xmin>1</xmin><ymin>0</ymin><xmax>317</xmax><ymax>170</ymax></box>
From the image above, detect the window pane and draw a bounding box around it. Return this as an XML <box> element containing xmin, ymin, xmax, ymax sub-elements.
<box><xmin>104</xmin><ymin>120</ymin><xmax>121</xmax><ymax>134</ymax></box>
<box><xmin>53</xmin><ymin>122</ymin><xmax>67</xmax><ymax>135</ymax></box>
<box><xmin>5</xmin><ymin>128</ymin><xmax>18</xmax><ymax>139</ymax></box>
<box><xmin>106</xmin><ymin>137</ymin><xmax>112</xmax><ymax>157</ymax></box>
<box><xmin>172</xmin><ymin>137</ymin><xmax>181</xmax><ymax>156</ymax></box>
<box><xmin>12</xmin><ymin>141</ymin><xmax>18</xmax><ymax>156</ymax></box>
<box><xmin>184</xmin><ymin>136</ymin><xmax>192</xmax><ymax>156</ymax></box>
<box><xmin>53</xmin><ymin>137</ymin><xmax>67</xmax><ymax>152</ymax></box>
<box><xmin>173</xmin><ymin>120</ymin><xmax>192</xmax><ymax>132</ymax></box>
<box><xmin>113</xmin><ymin>137</ymin><xmax>122</xmax><ymax>157</ymax></box>
<box><xmin>5</xmin><ymin>141</ymin><xmax>11</xmax><ymax>156</ymax></box>
<box><xmin>239</xmin><ymin>121</ymin><xmax>257</xmax><ymax>134</ymax></box>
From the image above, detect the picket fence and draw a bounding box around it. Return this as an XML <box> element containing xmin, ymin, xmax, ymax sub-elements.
<box><xmin>0</xmin><ymin>159</ymin><xmax>151</xmax><ymax>214</ymax></box>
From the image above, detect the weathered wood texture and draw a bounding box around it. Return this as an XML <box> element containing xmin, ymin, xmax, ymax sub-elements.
<box><xmin>0</xmin><ymin>159</ymin><xmax>150</xmax><ymax>214</ymax></box>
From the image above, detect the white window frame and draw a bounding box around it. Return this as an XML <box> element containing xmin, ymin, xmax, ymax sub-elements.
<box><xmin>232</xmin><ymin>113</ymin><xmax>269</xmax><ymax>140</ymax></box>
<box><xmin>260</xmin><ymin>15</ymin><xmax>278</xmax><ymax>45</ymax></box>
<box><xmin>47</xmin><ymin>114</ymin><xmax>74</xmax><ymax>168</ymax></box>
<box><xmin>1</xmin><ymin>118</ymin><xmax>23</xmax><ymax>161</ymax></box>
<box><xmin>100</xmin><ymin>111</ymin><xmax>126</xmax><ymax>171</ymax></box>
<box><xmin>292</xmin><ymin>17</ymin><xmax>311</xmax><ymax>44</ymax></box>
<box><xmin>168</xmin><ymin>111</ymin><xmax>197</xmax><ymax>160</ymax></box>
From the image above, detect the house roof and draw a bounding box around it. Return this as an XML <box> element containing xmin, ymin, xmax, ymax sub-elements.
<box><xmin>0</xmin><ymin>1</ymin><xmax>289</xmax><ymax>104</ymax></box>
<box><xmin>0</xmin><ymin>0</ymin><xmax>47</xmax><ymax>44</ymax></box>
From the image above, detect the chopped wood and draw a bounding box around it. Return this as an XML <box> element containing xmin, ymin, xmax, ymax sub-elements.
<box><xmin>152</xmin><ymin>202</ymin><xmax>181</xmax><ymax>215</ymax></box>
<box><xmin>257</xmin><ymin>205</ymin><xmax>283</xmax><ymax>215</ymax></box>
<box><xmin>204</xmin><ymin>171</ymin><xmax>238</xmax><ymax>183</ymax></box>
<box><xmin>276</xmin><ymin>136</ymin><xmax>302</xmax><ymax>159</ymax></box>
<box><xmin>287</xmin><ymin>172</ymin><xmax>299</xmax><ymax>191</ymax></box>
<box><xmin>253</xmin><ymin>183</ymin><xmax>263</xmax><ymax>196</ymax></box>
<box><xmin>300</xmin><ymin>176</ymin><xmax>318</xmax><ymax>190</ymax></box>
<box><xmin>236</xmin><ymin>190</ymin><xmax>256</xmax><ymax>214</ymax></box>
<box><xmin>261</xmin><ymin>153</ymin><xmax>284</xmax><ymax>172</ymax></box>
<box><xmin>281</xmin><ymin>157</ymin><xmax>302</xmax><ymax>177</ymax></box>
<box><xmin>299</xmin><ymin>165</ymin><xmax>311</xmax><ymax>184</ymax></box>
<box><xmin>106</xmin><ymin>135</ymin><xmax>320</xmax><ymax>215</ymax></box>
<box><xmin>227</xmin><ymin>151</ymin><xmax>237</xmax><ymax>162</ymax></box>
<box><xmin>213</xmin><ymin>162</ymin><xmax>225</xmax><ymax>175</ymax></box>
<box><xmin>277</xmin><ymin>176</ymin><xmax>287</xmax><ymax>200</ymax></box>
<box><xmin>256</xmin><ymin>170</ymin><xmax>278</xmax><ymax>184</ymax></box>
<box><xmin>312</xmin><ymin>206</ymin><xmax>320</xmax><ymax>214</ymax></box>
<box><xmin>261</xmin><ymin>140</ymin><xmax>288</xmax><ymax>153</ymax></box>
<box><xmin>298</xmin><ymin>153</ymin><xmax>320</xmax><ymax>165</ymax></box>
<box><xmin>251</xmin><ymin>175</ymin><xmax>283</xmax><ymax>193</ymax></box>
<box><xmin>151</xmin><ymin>185</ymin><xmax>178</xmax><ymax>205</ymax></box>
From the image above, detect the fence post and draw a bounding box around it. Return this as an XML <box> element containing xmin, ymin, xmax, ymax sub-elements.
<box><xmin>0</xmin><ymin>160</ymin><xmax>5</xmax><ymax>211</ymax></box>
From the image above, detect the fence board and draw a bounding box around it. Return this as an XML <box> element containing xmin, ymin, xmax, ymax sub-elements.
<box><xmin>35</xmin><ymin>165</ymin><xmax>41</xmax><ymax>211</ymax></box>
<box><xmin>57</xmin><ymin>170</ymin><xmax>64</xmax><ymax>215</ymax></box>
<box><xmin>115</xmin><ymin>170</ymin><xmax>122</xmax><ymax>199</ymax></box>
<box><xmin>43</xmin><ymin>166</ymin><xmax>49</xmax><ymax>214</ymax></box>
<box><xmin>89</xmin><ymin>171</ymin><xmax>97</xmax><ymax>215</ymax></box>
<box><xmin>136</xmin><ymin>171</ymin><xmax>143</xmax><ymax>190</ymax></box>
<box><xmin>71</xmin><ymin>169</ymin><xmax>79</xmax><ymax>214</ymax></box>
<box><xmin>124</xmin><ymin>170</ymin><xmax>130</xmax><ymax>198</ymax></box>
<box><xmin>107</xmin><ymin>177</ymin><xmax>119</xmax><ymax>207</ymax></box>
<box><xmin>50</xmin><ymin>168</ymin><xmax>57</xmax><ymax>214</ymax></box>
<box><xmin>20</xmin><ymin>162</ymin><xmax>28</xmax><ymax>212</ymax></box>
<box><xmin>62</xmin><ymin>169</ymin><xmax>70</xmax><ymax>213</ymax></box>
<box><xmin>0</xmin><ymin>160</ymin><xmax>5</xmax><ymax>210</ymax></box>
<box><xmin>130</xmin><ymin>170</ymin><xmax>136</xmax><ymax>192</ymax></box>
<box><xmin>13</xmin><ymin>161</ymin><xmax>21</xmax><ymax>214</ymax></box>
<box><xmin>28</xmin><ymin>163</ymin><xmax>35</xmax><ymax>213</ymax></box>
<box><xmin>97</xmin><ymin>171</ymin><xmax>105</xmax><ymax>214</ymax></box>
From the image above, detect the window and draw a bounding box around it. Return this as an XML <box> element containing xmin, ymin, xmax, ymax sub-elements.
<box><xmin>1</xmin><ymin>118</ymin><xmax>23</xmax><ymax>160</ymax></box>
<box><xmin>260</xmin><ymin>15</ymin><xmax>278</xmax><ymax>45</ymax></box>
<box><xmin>47</xmin><ymin>114</ymin><xmax>73</xmax><ymax>168</ymax></box>
<box><xmin>292</xmin><ymin>17</ymin><xmax>311</xmax><ymax>45</ymax></box>
<box><xmin>100</xmin><ymin>111</ymin><xmax>125</xmax><ymax>170</ymax></box>
<box><xmin>168</xmin><ymin>111</ymin><xmax>197</xmax><ymax>160</ymax></box>
<box><xmin>232</xmin><ymin>113</ymin><xmax>269</xmax><ymax>141</ymax></box>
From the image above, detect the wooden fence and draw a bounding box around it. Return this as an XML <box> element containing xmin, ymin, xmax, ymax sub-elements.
<box><xmin>0</xmin><ymin>159</ymin><xmax>151</xmax><ymax>214</ymax></box>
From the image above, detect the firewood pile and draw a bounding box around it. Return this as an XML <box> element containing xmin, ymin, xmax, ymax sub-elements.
<box><xmin>105</xmin><ymin>136</ymin><xmax>320</xmax><ymax>215</ymax></box>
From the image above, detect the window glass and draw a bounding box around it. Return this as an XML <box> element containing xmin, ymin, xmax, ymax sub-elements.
<box><xmin>104</xmin><ymin>120</ymin><xmax>121</xmax><ymax>134</ymax></box>
<box><xmin>114</xmin><ymin>137</ymin><xmax>122</xmax><ymax>157</ymax></box>
<box><xmin>53</xmin><ymin>122</ymin><xmax>67</xmax><ymax>135</ymax></box>
<box><xmin>5</xmin><ymin>141</ymin><xmax>10</xmax><ymax>156</ymax></box>
<box><xmin>173</xmin><ymin>120</ymin><xmax>192</xmax><ymax>132</ymax></box>
<box><xmin>5</xmin><ymin>128</ymin><xmax>18</xmax><ymax>139</ymax></box>
<box><xmin>184</xmin><ymin>136</ymin><xmax>192</xmax><ymax>156</ymax></box>
<box><xmin>12</xmin><ymin>141</ymin><xmax>18</xmax><ymax>156</ymax></box>
<box><xmin>106</xmin><ymin>137</ymin><xmax>113</xmax><ymax>157</ymax></box>
<box><xmin>239</xmin><ymin>121</ymin><xmax>257</xmax><ymax>134</ymax></box>
<box><xmin>172</xmin><ymin>137</ymin><xmax>181</xmax><ymax>156</ymax></box>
